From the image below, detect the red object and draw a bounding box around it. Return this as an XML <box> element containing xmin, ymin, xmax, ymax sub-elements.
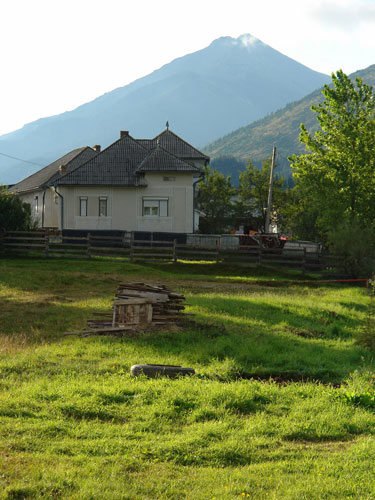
<box><xmin>239</xmin><ymin>233</ymin><xmax>287</xmax><ymax>251</ymax></box>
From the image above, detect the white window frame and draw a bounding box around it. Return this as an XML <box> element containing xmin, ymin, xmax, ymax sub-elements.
<box><xmin>142</xmin><ymin>198</ymin><xmax>168</xmax><ymax>217</ymax></box>
<box><xmin>99</xmin><ymin>197</ymin><xmax>108</xmax><ymax>217</ymax></box>
<box><xmin>80</xmin><ymin>197</ymin><xmax>87</xmax><ymax>217</ymax></box>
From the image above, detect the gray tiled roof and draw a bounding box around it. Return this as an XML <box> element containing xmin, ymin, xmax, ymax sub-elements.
<box><xmin>10</xmin><ymin>147</ymin><xmax>96</xmax><ymax>193</ymax></box>
<box><xmin>54</xmin><ymin>128</ymin><xmax>209</xmax><ymax>187</ymax></box>
<box><xmin>137</xmin><ymin>146</ymin><xmax>201</xmax><ymax>173</ymax></box>
<box><xmin>152</xmin><ymin>130</ymin><xmax>209</xmax><ymax>162</ymax></box>
<box><xmin>56</xmin><ymin>134</ymin><xmax>149</xmax><ymax>186</ymax></box>
<box><xmin>48</xmin><ymin>148</ymin><xmax>98</xmax><ymax>185</ymax></box>
<box><xmin>136</xmin><ymin>139</ymin><xmax>155</xmax><ymax>151</ymax></box>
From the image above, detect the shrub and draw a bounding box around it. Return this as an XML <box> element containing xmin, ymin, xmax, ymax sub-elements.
<box><xmin>0</xmin><ymin>187</ymin><xmax>36</xmax><ymax>231</ymax></box>
<box><xmin>356</xmin><ymin>300</ymin><xmax>375</xmax><ymax>351</ymax></box>
<box><xmin>327</xmin><ymin>219</ymin><xmax>375</xmax><ymax>277</ymax></box>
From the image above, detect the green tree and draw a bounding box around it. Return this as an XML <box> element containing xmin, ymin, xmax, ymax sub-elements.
<box><xmin>237</xmin><ymin>158</ymin><xmax>285</xmax><ymax>232</ymax></box>
<box><xmin>197</xmin><ymin>166</ymin><xmax>235</xmax><ymax>234</ymax></box>
<box><xmin>0</xmin><ymin>187</ymin><xmax>35</xmax><ymax>231</ymax></box>
<box><xmin>290</xmin><ymin>70</ymin><xmax>375</xmax><ymax>239</ymax></box>
<box><xmin>327</xmin><ymin>218</ymin><xmax>375</xmax><ymax>276</ymax></box>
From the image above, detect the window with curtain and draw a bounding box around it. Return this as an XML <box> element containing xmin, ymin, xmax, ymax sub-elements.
<box><xmin>142</xmin><ymin>198</ymin><xmax>168</xmax><ymax>217</ymax></box>
<box><xmin>99</xmin><ymin>197</ymin><xmax>107</xmax><ymax>217</ymax></box>
<box><xmin>80</xmin><ymin>197</ymin><xmax>87</xmax><ymax>216</ymax></box>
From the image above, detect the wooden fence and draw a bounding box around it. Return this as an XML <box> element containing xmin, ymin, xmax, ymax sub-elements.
<box><xmin>0</xmin><ymin>230</ymin><xmax>344</xmax><ymax>274</ymax></box>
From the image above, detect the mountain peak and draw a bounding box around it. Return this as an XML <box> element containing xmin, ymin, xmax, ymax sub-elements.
<box><xmin>210</xmin><ymin>34</ymin><xmax>263</xmax><ymax>50</ymax></box>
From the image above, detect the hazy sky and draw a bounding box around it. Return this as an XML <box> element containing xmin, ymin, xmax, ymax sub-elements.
<box><xmin>0</xmin><ymin>0</ymin><xmax>374</xmax><ymax>136</ymax></box>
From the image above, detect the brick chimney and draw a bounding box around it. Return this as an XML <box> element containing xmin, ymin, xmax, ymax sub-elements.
<box><xmin>120</xmin><ymin>130</ymin><xmax>129</xmax><ymax>138</ymax></box>
<box><xmin>93</xmin><ymin>144</ymin><xmax>101</xmax><ymax>152</ymax></box>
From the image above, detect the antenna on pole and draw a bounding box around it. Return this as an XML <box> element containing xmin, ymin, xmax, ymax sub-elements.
<box><xmin>265</xmin><ymin>146</ymin><xmax>277</xmax><ymax>233</ymax></box>
<box><xmin>166</xmin><ymin>121</ymin><xmax>169</xmax><ymax>130</ymax></box>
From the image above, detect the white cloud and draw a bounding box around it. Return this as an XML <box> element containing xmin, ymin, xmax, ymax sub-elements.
<box><xmin>311</xmin><ymin>0</ymin><xmax>375</xmax><ymax>30</ymax></box>
<box><xmin>236</xmin><ymin>34</ymin><xmax>262</xmax><ymax>49</ymax></box>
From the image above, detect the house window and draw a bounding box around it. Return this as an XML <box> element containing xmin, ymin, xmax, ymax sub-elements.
<box><xmin>143</xmin><ymin>198</ymin><xmax>168</xmax><ymax>217</ymax></box>
<box><xmin>99</xmin><ymin>197</ymin><xmax>107</xmax><ymax>217</ymax></box>
<box><xmin>163</xmin><ymin>176</ymin><xmax>176</xmax><ymax>182</ymax></box>
<box><xmin>80</xmin><ymin>197</ymin><xmax>87</xmax><ymax>216</ymax></box>
<box><xmin>34</xmin><ymin>196</ymin><xmax>39</xmax><ymax>214</ymax></box>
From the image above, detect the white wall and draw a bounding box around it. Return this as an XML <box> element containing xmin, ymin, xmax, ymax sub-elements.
<box><xmin>18</xmin><ymin>188</ymin><xmax>59</xmax><ymax>228</ymax></box>
<box><xmin>59</xmin><ymin>172</ymin><xmax>195</xmax><ymax>233</ymax></box>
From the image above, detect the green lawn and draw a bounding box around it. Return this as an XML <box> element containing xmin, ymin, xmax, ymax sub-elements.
<box><xmin>1</xmin><ymin>258</ymin><xmax>375</xmax><ymax>499</ymax></box>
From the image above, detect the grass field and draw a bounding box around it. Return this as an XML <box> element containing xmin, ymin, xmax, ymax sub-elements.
<box><xmin>1</xmin><ymin>257</ymin><xmax>375</xmax><ymax>499</ymax></box>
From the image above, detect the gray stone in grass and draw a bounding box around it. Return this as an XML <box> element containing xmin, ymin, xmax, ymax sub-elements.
<box><xmin>130</xmin><ymin>364</ymin><xmax>195</xmax><ymax>378</ymax></box>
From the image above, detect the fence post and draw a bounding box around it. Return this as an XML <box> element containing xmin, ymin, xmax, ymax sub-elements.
<box><xmin>130</xmin><ymin>232</ymin><xmax>134</xmax><ymax>263</ymax></box>
<box><xmin>44</xmin><ymin>228</ymin><xmax>49</xmax><ymax>258</ymax></box>
<box><xmin>173</xmin><ymin>239</ymin><xmax>177</xmax><ymax>264</ymax></box>
<box><xmin>0</xmin><ymin>229</ymin><xmax>5</xmax><ymax>255</ymax></box>
<box><xmin>216</xmin><ymin>236</ymin><xmax>221</xmax><ymax>264</ymax></box>
<box><xmin>87</xmin><ymin>232</ymin><xmax>91</xmax><ymax>259</ymax></box>
<box><xmin>302</xmin><ymin>247</ymin><xmax>306</xmax><ymax>276</ymax></box>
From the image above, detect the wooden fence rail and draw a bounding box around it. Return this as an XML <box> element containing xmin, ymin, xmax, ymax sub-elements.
<box><xmin>0</xmin><ymin>230</ymin><xmax>345</xmax><ymax>274</ymax></box>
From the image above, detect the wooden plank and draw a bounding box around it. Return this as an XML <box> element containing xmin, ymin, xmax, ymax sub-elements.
<box><xmin>6</xmin><ymin>231</ymin><xmax>46</xmax><ymax>236</ymax></box>
<box><xmin>47</xmin><ymin>249</ymin><xmax>87</xmax><ymax>254</ymax></box>
<box><xmin>133</xmin><ymin>239</ymin><xmax>174</xmax><ymax>245</ymax></box>
<box><xmin>90</xmin><ymin>246</ymin><xmax>130</xmax><ymax>253</ymax></box>
<box><xmin>4</xmin><ymin>243</ymin><xmax>45</xmax><ymax>248</ymax></box>
<box><xmin>114</xmin><ymin>298</ymin><xmax>153</xmax><ymax>305</ymax></box>
<box><xmin>64</xmin><ymin>326</ymin><xmax>136</xmax><ymax>335</ymax></box>
<box><xmin>50</xmin><ymin>242</ymin><xmax>87</xmax><ymax>248</ymax></box>
<box><xmin>3</xmin><ymin>236</ymin><xmax>46</xmax><ymax>241</ymax></box>
<box><xmin>61</xmin><ymin>236</ymin><xmax>88</xmax><ymax>241</ymax></box>
<box><xmin>133</xmin><ymin>246</ymin><xmax>173</xmax><ymax>251</ymax></box>
<box><xmin>89</xmin><ymin>235</ymin><xmax>125</xmax><ymax>241</ymax></box>
<box><xmin>117</xmin><ymin>291</ymin><xmax>169</xmax><ymax>302</ymax></box>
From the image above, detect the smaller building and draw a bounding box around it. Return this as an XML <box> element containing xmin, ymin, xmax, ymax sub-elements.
<box><xmin>9</xmin><ymin>147</ymin><xmax>98</xmax><ymax>228</ymax></box>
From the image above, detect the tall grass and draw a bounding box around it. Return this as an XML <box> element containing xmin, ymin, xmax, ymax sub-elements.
<box><xmin>0</xmin><ymin>258</ymin><xmax>374</xmax><ymax>499</ymax></box>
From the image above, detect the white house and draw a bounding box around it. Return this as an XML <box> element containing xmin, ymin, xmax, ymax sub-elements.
<box><xmin>11</xmin><ymin>128</ymin><xmax>209</xmax><ymax>234</ymax></box>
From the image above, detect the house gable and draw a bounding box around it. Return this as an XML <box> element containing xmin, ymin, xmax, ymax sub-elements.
<box><xmin>151</xmin><ymin>129</ymin><xmax>209</xmax><ymax>164</ymax></box>
<box><xmin>136</xmin><ymin>145</ymin><xmax>201</xmax><ymax>174</ymax></box>
<box><xmin>10</xmin><ymin>147</ymin><xmax>96</xmax><ymax>194</ymax></box>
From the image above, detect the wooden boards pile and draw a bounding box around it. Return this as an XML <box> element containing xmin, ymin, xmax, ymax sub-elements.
<box><xmin>65</xmin><ymin>282</ymin><xmax>187</xmax><ymax>337</ymax></box>
<box><xmin>115</xmin><ymin>282</ymin><xmax>186</xmax><ymax>326</ymax></box>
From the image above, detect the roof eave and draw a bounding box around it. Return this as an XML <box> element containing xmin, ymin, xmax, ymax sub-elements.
<box><xmin>56</xmin><ymin>182</ymin><xmax>146</xmax><ymax>187</ymax></box>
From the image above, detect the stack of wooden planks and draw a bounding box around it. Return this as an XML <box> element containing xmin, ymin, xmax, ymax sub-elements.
<box><xmin>65</xmin><ymin>282</ymin><xmax>187</xmax><ymax>337</ymax></box>
<box><xmin>115</xmin><ymin>282</ymin><xmax>186</xmax><ymax>325</ymax></box>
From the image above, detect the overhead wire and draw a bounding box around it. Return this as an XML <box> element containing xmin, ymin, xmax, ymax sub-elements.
<box><xmin>0</xmin><ymin>151</ymin><xmax>44</xmax><ymax>167</ymax></box>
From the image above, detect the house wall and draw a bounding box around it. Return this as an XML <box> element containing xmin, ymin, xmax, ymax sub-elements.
<box><xmin>44</xmin><ymin>188</ymin><xmax>59</xmax><ymax>228</ymax></box>
<box><xmin>18</xmin><ymin>188</ymin><xmax>59</xmax><ymax>228</ymax></box>
<box><xmin>18</xmin><ymin>190</ymin><xmax>42</xmax><ymax>225</ymax></box>
<box><xmin>58</xmin><ymin>173</ymin><xmax>195</xmax><ymax>233</ymax></box>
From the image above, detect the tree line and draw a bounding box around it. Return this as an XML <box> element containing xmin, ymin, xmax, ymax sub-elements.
<box><xmin>197</xmin><ymin>70</ymin><xmax>375</xmax><ymax>275</ymax></box>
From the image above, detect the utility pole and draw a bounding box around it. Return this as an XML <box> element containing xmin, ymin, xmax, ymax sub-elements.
<box><xmin>265</xmin><ymin>147</ymin><xmax>277</xmax><ymax>233</ymax></box>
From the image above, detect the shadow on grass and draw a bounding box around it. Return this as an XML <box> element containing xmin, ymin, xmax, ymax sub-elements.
<box><xmin>0</xmin><ymin>258</ymin><xmax>370</xmax><ymax>384</ymax></box>
<box><xmin>117</xmin><ymin>291</ymin><xmax>369</xmax><ymax>384</ymax></box>
<box><xmin>0</xmin><ymin>296</ymin><xmax>93</xmax><ymax>344</ymax></box>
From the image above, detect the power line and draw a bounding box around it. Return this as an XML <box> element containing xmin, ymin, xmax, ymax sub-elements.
<box><xmin>0</xmin><ymin>151</ymin><xmax>44</xmax><ymax>167</ymax></box>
